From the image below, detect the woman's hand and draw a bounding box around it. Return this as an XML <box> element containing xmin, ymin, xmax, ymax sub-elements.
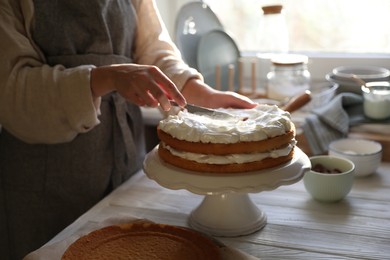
<box><xmin>90</xmin><ymin>64</ymin><xmax>186</xmax><ymax>110</ymax></box>
<box><xmin>181</xmin><ymin>79</ymin><xmax>257</xmax><ymax>109</ymax></box>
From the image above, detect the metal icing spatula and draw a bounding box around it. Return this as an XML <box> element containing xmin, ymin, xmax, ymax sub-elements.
<box><xmin>169</xmin><ymin>101</ymin><xmax>235</xmax><ymax>119</ymax></box>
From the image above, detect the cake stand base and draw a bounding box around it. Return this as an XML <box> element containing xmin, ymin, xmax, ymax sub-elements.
<box><xmin>143</xmin><ymin>146</ymin><xmax>310</xmax><ymax>237</ymax></box>
<box><xmin>189</xmin><ymin>193</ymin><xmax>266</xmax><ymax>237</ymax></box>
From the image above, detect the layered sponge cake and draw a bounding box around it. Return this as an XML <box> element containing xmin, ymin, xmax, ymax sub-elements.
<box><xmin>157</xmin><ymin>104</ymin><xmax>296</xmax><ymax>173</ymax></box>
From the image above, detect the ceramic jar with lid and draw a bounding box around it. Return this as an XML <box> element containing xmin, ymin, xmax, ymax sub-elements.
<box><xmin>267</xmin><ymin>54</ymin><xmax>311</xmax><ymax>101</ymax></box>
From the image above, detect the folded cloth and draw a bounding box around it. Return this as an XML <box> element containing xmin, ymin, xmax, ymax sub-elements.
<box><xmin>301</xmin><ymin>92</ymin><xmax>390</xmax><ymax>155</ymax></box>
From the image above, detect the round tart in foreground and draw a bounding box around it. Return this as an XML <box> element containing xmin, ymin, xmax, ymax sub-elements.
<box><xmin>62</xmin><ymin>222</ymin><xmax>222</xmax><ymax>260</ymax></box>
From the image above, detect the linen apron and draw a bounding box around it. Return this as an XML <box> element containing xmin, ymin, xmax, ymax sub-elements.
<box><xmin>0</xmin><ymin>1</ymin><xmax>145</xmax><ymax>259</ymax></box>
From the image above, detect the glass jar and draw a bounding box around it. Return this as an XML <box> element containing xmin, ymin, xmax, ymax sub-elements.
<box><xmin>258</xmin><ymin>5</ymin><xmax>289</xmax><ymax>54</ymax></box>
<box><xmin>267</xmin><ymin>54</ymin><xmax>311</xmax><ymax>101</ymax></box>
<box><xmin>362</xmin><ymin>81</ymin><xmax>390</xmax><ymax>120</ymax></box>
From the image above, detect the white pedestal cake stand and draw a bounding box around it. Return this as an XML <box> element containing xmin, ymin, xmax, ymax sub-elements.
<box><xmin>143</xmin><ymin>146</ymin><xmax>310</xmax><ymax>237</ymax></box>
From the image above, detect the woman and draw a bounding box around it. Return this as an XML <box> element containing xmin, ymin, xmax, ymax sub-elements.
<box><xmin>0</xmin><ymin>0</ymin><xmax>255</xmax><ymax>258</ymax></box>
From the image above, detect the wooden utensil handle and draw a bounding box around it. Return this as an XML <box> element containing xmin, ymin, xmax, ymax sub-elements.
<box><xmin>282</xmin><ymin>90</ymin><xmax>311</xmax><ymax>113</ymax></box>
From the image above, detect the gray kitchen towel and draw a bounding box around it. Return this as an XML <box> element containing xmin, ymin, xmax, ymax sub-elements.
<box><xmin>302</xmin><ymin>93</ymin><xmax>369</xmax><ymax>155</ymax></box>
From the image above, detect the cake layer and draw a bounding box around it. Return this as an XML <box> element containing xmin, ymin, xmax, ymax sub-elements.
<box><xmin>158</xmin><ymin>127</ymin><xmax>295</xmax><ymax>155</ymax></box>
<box><xmin>160</xmin><ymin>141</ymin><xmax>295</xmax><ymax>164</ymax></box>
<box><xmin>158</xmin><ymin>145</ymin><xmax>294</xmax><ymax>174</ymax></box>
<box><xmin>158</xmin><ymin>104</ymin><xmax>293</xmax><ymax>144</ymax></box>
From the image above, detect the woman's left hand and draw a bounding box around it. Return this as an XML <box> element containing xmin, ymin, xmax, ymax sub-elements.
<box><xmin>181</xmin><ymin>79</ymin><xmax>257</xmax><ymax>109</ymax></box>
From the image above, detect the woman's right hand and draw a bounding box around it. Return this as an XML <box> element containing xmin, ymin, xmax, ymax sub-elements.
<box><xmin>90</xmin><ymin>64</ymin><xmax>186</xmax><ymax>111</ymax></box>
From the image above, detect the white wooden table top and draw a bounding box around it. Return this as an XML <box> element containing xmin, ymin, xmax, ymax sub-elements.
<box><xmin>29</xmin><ymin>160</ymin><xmax>390</xmax><ymax>260</ymax></box>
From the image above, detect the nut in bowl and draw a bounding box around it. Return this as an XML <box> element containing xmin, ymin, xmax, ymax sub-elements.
<box><xmin>303</xmin><ymin>156</ymin><xmax>355</xmax><ymax>203</ymax></box>
<box><xmin>328</xmin><ymin>138</ymin><xmax>382</xmax><ymax>177</ymax></box>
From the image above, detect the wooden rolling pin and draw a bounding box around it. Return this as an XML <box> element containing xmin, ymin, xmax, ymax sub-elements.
<box><xmin>281</xmin><ymin>90</ymin><xmax>311</xmax><ymax>113</ymax></box>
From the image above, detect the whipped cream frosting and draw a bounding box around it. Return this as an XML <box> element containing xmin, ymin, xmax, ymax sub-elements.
<box><xmin>162</xmin><ymin>140</ymin><xmax>295</xmax><ymax>164</ymax></box>
<box><xmin>159</xmin><ymin>104</ymin><xmax>293</xmax><ymax>144</ymax></box>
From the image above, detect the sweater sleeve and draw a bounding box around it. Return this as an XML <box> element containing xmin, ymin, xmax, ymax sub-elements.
<box><xmin>0</xmin><ymin>0</ymin><xmax>101</xmax><ymax>144</ymax></box>
<box><xmin>131</xmin><ymin>0</ymin><xmax>203</xmax><ymax>91</ymax></box>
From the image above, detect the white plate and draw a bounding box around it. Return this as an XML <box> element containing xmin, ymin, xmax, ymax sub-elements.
<box><xmin>197</xmin><ymin>30</ymin><xmax>240</xmax><ymax>91</ymax></box>
<box><xmin>143</xmin><ymin>146</ymin><xmax>309</xmax><ymax>195</ymax></box>
<box><xmin>175</xmin><ymin>2</ymin><xmax>223</xmax><ymax>69</ymax></box>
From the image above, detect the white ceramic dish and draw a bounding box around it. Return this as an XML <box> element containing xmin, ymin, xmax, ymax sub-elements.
<box><xmin>328</xmin><ymin>138</ymin><xmax>382</xmax><ymax>177</ymax></box>
<box><xmin>197</xmin><ymin>29</ymin><xmax>240</xmax><ymax>91</ymax></box>
<box><xmin>174</xmin><ymin>2</ymin><xmax>223</xmax><ymax>69</ymax></box>
<box><xmin>333</xmin><ymin>66</ymin><xmax>390</xmax><ymax>79</ymax></box>
<box><xmin>326</xmin><ymin>66</ymin><xmax>390</xmax><ymax>94</ymax></box>
<box><xmin>303</xmin><ymin>155</ymin><xmax>355</xmax><ymax>202</ymax></box>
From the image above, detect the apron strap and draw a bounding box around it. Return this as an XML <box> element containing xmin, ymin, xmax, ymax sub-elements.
<box><xmin>111</xmin><ymin>93</ymin><xmax>138</xmax><ymax>187</ymax></box>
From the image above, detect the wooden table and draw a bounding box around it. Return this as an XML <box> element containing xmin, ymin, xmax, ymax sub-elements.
<box><xmin>25</xmin><ymin>155</ymin><xmax>390</xmax><ymax>260</ymax></box>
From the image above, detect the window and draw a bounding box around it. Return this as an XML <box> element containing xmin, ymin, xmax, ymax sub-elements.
<box><xmin>156</xmin><ymin>0</ymin><xmax>390</xmax><ymax>83</ymax></box>
<box><xmin>203</xmin><ymin>0</ymin><xmax>390</xmax><ymax>54</ymax></box>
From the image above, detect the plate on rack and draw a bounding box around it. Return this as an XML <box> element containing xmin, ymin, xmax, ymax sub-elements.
<box><xmin>197</xmin><ymin>29</ymin><xmax>240</xmax><ymax>91</ymax></box>
<box><xmin>175</xmin><ymin>1</ymin><xmax>223</xmax><ymax>69</ymax></box>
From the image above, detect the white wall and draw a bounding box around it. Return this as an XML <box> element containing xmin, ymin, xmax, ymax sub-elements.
<box><xmin>155</xmin><ymin>0</ymin><xmax>193</xmax><ymax>39</ymax></box>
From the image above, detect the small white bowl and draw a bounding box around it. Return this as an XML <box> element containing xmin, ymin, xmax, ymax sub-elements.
<box><xmin>328</xmin><ymin>138</ymin><xmax>382</xmax><ymax>177</ymax></box>
<box><xmin>303</xmin><ymin>155</ymin><xmax>355</xmax><ymax>202</ymax></box>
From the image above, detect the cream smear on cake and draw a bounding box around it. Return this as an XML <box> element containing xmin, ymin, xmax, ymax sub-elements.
<box><xmin>158</xmin><ymin>104</ymin><xmax>293</xmax><ymax>144</ymax></box>
<box><xmin>161</xmin><ymin>141</ymin><xmax>295</xmax><ymax>164</ymax></box>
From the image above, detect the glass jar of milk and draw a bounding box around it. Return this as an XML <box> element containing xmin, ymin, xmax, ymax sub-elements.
<box><xmin>362</xmin><ymin>81</ymin><xmax>390</xmax><ymax>120</ymax></box>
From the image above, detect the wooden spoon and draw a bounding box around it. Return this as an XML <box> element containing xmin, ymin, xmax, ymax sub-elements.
<box><xmin>282</xmin><ymin>90</ymin><xmax>312</xmax><ymax>113</ymax></box>
<box><xmin>350</xmin><ymin>74</ymin><xmax>367</xmax><ymax>88</ymax></box>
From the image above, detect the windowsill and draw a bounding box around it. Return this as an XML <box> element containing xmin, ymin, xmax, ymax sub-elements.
<box><xmin>241</xmin><ymin>51</ymin><xmax>390</xmax><ymax>59</ymax></box>
<box><xmin>239</xmin><ymin>51</ymin><xmax>390</xmax><ymax>84</ymax></box>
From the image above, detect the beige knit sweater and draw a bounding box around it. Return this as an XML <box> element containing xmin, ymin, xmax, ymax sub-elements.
<box><xmin>0</xmin><ymin>0</ymin><xmax>201</xmax><ymax>144</ymax></box>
